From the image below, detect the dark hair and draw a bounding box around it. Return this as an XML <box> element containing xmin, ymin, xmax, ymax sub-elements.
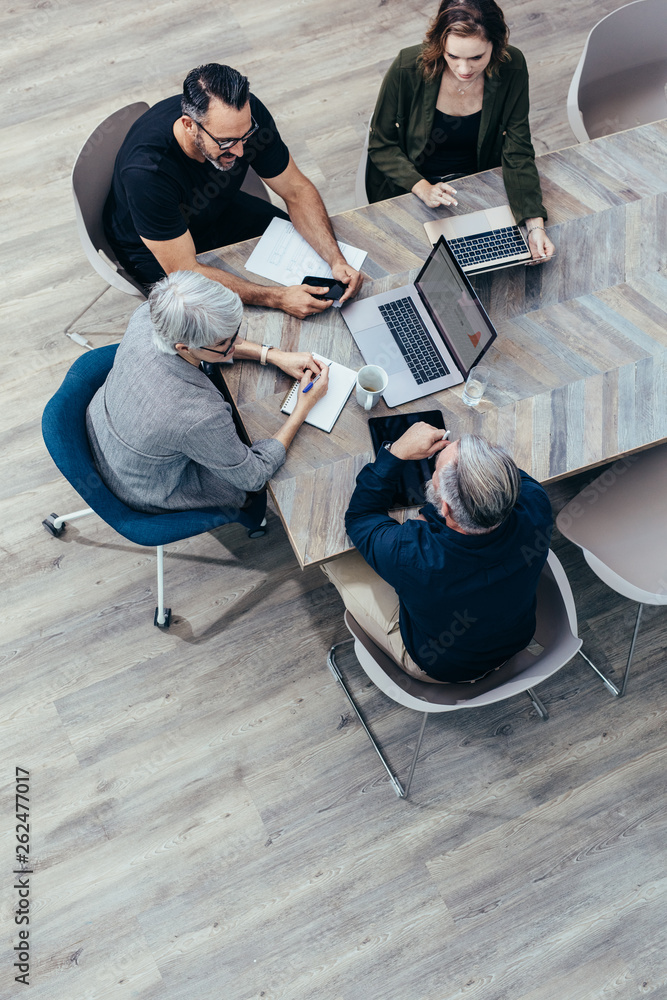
<box><xmin>181</xmin><ymin>63</ymin><xmax>249</xmax><ymax>120</ymax></box>
<box><xmin>420</xmin><ymin>0</ymin><xmax>510</xmax><ymax>81</ymax></box>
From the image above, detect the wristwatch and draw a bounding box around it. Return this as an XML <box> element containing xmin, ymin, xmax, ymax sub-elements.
<box><xmin>260</xmin><ymin>344</ymin><xmax>274</xmax><ymax>366</ymax></box>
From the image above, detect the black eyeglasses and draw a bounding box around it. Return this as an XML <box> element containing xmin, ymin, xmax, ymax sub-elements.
<box><xmin>196</xmin><ymin>116</ymin><xmax>258</xmax><ymax>151</ymax></box>
<box><xmin>200</xmin><ymin>328</ymin><xmax>240</xmax><ymax>357</ymax></box>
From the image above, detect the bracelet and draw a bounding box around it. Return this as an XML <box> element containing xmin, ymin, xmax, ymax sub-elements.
<box><xmin>527</xmin><ymin>226</ymin><xmax>546</xmax><ymax>235</ymax></box>
<box><xmin>260</xmin><ymin>344</ymin><xmax>274</xmax><ymax>366</ymax></box>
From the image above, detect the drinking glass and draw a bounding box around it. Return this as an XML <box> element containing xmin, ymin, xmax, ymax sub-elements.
<box><xmin>462</xmin><ymin>365</ymin><xmax>490</xmax><ymax>406</ymax></box>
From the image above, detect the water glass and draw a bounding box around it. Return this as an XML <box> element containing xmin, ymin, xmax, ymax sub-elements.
<box><xmin>462</xmin><ymin>365</ymin><xmax>490</xmax><ymax>406</ymax></box>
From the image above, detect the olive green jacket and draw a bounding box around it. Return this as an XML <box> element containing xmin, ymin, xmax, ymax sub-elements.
<box><xmin>366</xmin><ymin>44</ymin><xmax>547</xmax><ymax>224</ymax></box>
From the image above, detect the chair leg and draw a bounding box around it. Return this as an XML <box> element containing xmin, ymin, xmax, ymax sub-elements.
<box><xmin>526</xmin><ymin>688</ymin><xmax>549</xmax><ymax>720</ymax></box>
<box><xmin>619</xmin><ymin>603</ymin><xmax>644</xmax><ymax>698</ymax></box>
<box><xmin>154</xmin><ymin>545</ymin><xmax>171</xmax><ymax>628</ymax></box>
<box><xmin>64</xmin><ymin>286</ymin><xmax>110</xmax><ymax>340</ymax></box>
<box><xmin>403</xmin><ymin>712</ymin><xmax>429</xmax><ymax>799</ymax></box>
<box><xmin>577</xmin><ymin>649</ymin><xmax>621</xmax><ymax>697</ymax></box>
<box><xmin>327</xmin><ymin>640</ymin><xmax>423</xmax><ymax>799</ymax></box>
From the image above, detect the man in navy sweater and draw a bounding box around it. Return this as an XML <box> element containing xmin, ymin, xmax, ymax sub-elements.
<box><xmin>322</xmin><ymin>424</ymin><xmax>553</xmax><ymax>684</ymax></box>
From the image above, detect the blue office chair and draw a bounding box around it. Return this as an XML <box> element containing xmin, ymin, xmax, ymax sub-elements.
<box><xmin>41</xmin><ymin>345</ymin><xmax>267</xmax><ymax>627</ymax></box>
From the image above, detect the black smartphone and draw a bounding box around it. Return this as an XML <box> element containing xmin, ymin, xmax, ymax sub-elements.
<box><xmin>368</xmin><ymin>410</ymin><xmax>447</xmax><ymax>508</ymax></box>
<box><xmin>302</xmin><ymin>275</ymin><xmax>346</xmax><ymax>300</ymax></box>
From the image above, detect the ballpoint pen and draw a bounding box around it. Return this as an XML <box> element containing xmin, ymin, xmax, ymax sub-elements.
<box><xmin>302</xmin><ymin>374</ymin><xmax>321</xmax><ymax>393</ymax></box>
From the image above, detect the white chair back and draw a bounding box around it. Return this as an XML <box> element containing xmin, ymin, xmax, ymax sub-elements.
<box><xmin>567</xmin><ymin>0</ymin><xmax>667</xmax><ymax>141</ymax></box>
<box><xmin>72</xmin><ymin>102</ymin><xmax>149</xmax><ymax>295</ymax></box>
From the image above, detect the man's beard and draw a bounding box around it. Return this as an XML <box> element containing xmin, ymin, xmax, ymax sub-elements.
<box><xmin>194</xmin><ymin>133</ymin><xmax>236</xmax><ymax>172</ymax></box>
<box><xmin>424</xmin><ymin>481</ymin><xmax>441</xmax><ymax>509</ymax></box>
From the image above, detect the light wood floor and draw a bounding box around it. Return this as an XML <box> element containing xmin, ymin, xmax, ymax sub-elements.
<box><xmin>2</xmin><ymin>2</ymin><xmax>666</xmax><ymax>998</ymax></box>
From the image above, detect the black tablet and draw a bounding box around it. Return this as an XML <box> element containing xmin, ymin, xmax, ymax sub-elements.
<box><xmin>368</xmin><ymin>410</ymin><xmax>446</xmax><ymax>508</ymax></box>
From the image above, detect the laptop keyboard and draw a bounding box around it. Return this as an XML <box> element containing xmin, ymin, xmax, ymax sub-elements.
<box><xmin>378</xmin><ymin>298</ymin><xmax>449</xmax><ymax>385</ymax></box>
<box><xmin>447</xmin><ymin>225</ymin><xmax>528</xmax><ymax>269</ymax></box>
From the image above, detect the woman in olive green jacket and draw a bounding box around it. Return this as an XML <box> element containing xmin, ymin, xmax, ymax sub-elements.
<box><xmin>366</xmin><ymin>0</ymin><xmax>554</xmax><ymax>260</ymax></box>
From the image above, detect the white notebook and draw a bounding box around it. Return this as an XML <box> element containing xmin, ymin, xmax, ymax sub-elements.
<box><xmin>280</xmin><ymin>353</ymin><xmax>357</xmax><ymax>433</ymax></box>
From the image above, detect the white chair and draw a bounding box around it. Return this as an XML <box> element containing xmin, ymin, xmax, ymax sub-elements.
<box><xmin>68</xmin><ymin>103</ymin><xmax>150</xmax><ymax>338</ymax></box>
<box><xmin>354</xmin><ymin>120</ymin><xmax>371</xmax><ymax>207</ymax></box>
<box><xmin>556</xmin><ymin>443</ymin><xmax>667</xmax><ymax>696</ymax></box>
<box><xmin>239</xmin><ymin>165</ymin><xmax>272</xmax><ymax>203</ymax></box>
<box><xmin>327</xmin><ymin>550</ymin><xmax>611</xmax><ymax>798</ymax></box>
<box><xmin>567</xmin><ymin>0</ymin><xmax>667</xmax><ymax>142</ymax></box>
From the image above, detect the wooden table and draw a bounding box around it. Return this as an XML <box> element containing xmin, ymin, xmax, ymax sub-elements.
<box><xmin>200</xmin><ymin>120</ymin><xmax>667</xmax><ymax>568</ymax></box>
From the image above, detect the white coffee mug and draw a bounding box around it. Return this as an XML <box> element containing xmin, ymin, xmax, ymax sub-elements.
<box><xmin>356</xmin><ymin>365</ymin><xmax>388</xmax><ymax>411</ymax></box>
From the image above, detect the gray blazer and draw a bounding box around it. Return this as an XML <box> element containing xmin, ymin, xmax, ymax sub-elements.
<box><xmin>86</xmin><ymin>303</ymin><xmax>286</xmax><ymax>514</ymax></box>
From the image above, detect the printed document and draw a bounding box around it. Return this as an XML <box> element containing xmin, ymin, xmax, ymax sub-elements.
<box><xmin>245</xmin><ymin>218</ymin><xmax>367</xmax><ymax>286</ymax></box>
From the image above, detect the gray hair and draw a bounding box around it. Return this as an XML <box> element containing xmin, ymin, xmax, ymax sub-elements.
<box><xmin>434</xmin><ymin>434</ymin><xmax>521</xmax><ymax>534</ymax></box>
<box><xmin>147</xmin><ymin>271</ymin><xmax>243</xmax><ymax>355</ymax></box>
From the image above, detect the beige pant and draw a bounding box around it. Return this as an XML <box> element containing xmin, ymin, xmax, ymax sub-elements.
<box><xmin>321</xmin><ymin>550</ymin><xmax>449</xmax><ymax>684</ymax></box>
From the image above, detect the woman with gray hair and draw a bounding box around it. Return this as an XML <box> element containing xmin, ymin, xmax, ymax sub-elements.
<box><xmin>86</xmin><ymin>271</ymin><xmax>328</xmax><ymax>516</ymax></box>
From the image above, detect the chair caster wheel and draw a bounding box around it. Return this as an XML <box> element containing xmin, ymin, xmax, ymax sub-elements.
<box><xmin>42</xmin><ymin>513</ymin><xmax>65</xmax><ymax>537</ymax></box>
<box><xmin>154</xmin><ymin>608</ymin><xmax>172</xmax><ymax>628</ymax></box>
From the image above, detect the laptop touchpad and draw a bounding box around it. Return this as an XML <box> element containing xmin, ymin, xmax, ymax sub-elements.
<box><xmin>354</xmin><ymin>327</ymin><xmax>406</xmax><ymax>375</ymax></box>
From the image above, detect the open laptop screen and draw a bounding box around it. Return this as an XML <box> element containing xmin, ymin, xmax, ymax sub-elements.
<box><xmin>415</xmin><ymin>237</ymin><xmax>496</xmax><ymax>377</ymax></box>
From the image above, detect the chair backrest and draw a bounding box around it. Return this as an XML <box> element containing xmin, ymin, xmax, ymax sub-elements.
<box><xmin>42</xmin><ymin>347</ymin><xmax>239</xmax><ymax>546</ymax></box>
<box><xmin>72</xmin><ymin>103</ymin><xmax>150</xmax><ymax>295</ymax></box>
<box><xmin>567</xmin><ymin>0</ymin><xmax>667</xmax><ymax>141</ymax></box>
<box><xmin>239</xmin><ymin>166</ymin><xmax>271</xmax><ymax>203</ymax></box>
<box><xmin>556</xmin><ymin>441</ymin><xmax>667</xmax><ymax>603</ymax></box>
<box><xmin>354</xmin><ymin>120</ymin><xmax>371</xmax><ymax>208</ymax></box>
<box><xmin>345</xmin><ymin>550</ymin><xmax>581</xmax><ymax>712</ymax></box>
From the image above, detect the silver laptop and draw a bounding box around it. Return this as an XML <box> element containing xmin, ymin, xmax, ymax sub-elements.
<box><xmin>424</xmin><ymin>205</ymin><xmax>531</xmax><ymax>275</ymax></box>
<box><xmin>341</xmin><ymin>236</ymin><xmax>497</xmax><ymax>407</ymax></box>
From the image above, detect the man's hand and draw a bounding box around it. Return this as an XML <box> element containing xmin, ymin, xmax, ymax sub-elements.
<box><xmin>293</xmin><ymin>365</ymin><xmax>330</xmax><ymax>414</ymax></box>
<box><xmin>331</xmin><ymin>261</ymin><xmax>364</xmax><ymax>304</ymax></box>
<box><xmin>278</xmin><ymin>285</ymin><xmax>334</xmax><ymax>319</ymax></box>
<box><xmin>411</xmin><ymin>179</ymin><xmax>458</xmax><ymax>209</ymax></box>
<box><xmin>389</xmin><ymin>422</ymin><xmax>450</xmax><ymax>461</ymax></box>
<box><xmin>270</xmin><ymin>350</ymin><xmax>323</xmax><ymax>380</ymax></box>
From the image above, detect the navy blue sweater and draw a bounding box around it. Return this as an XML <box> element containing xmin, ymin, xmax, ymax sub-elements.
<box><xmin>345</xmin><ymin>448</ymin><xmax>553</xmax><ymax>682</ymax></box>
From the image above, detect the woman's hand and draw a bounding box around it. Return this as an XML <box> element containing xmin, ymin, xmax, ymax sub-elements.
<box><xmin>293</xmin><ymin>365</ymin><xmax>330</xmax><ymax>414</ymax></box>
<box><xmin>525</xmin><ymin>219</ymin><xmax>556</xmax><ymax>260</ymax></box>
<box><xmin>412</xmin><ymin>178</ymin><xmax>458</xmax><ymax>208</ymax></box>
<box><xmin>270</xmin><ymin>350</ymin><xmax>323</xmax><ymax>380</ymax></box>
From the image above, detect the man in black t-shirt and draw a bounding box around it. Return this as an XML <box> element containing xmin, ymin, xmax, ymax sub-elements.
<box><xmin>104</xmin><ymin>63</ymin><xmax>363</xmax><ymax>318</ymax></box>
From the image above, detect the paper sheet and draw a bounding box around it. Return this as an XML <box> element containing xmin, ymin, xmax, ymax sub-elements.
<box><xmin>245</xmin><ymin>217</ymin><xmax>367</xmax><ymax>286</ymax></box>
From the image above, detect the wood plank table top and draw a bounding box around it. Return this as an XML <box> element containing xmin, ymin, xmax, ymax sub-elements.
<box><xmin>199</xmin><ymin>120</ymin><xmax>667</xmax><ymax>568</ymax></box>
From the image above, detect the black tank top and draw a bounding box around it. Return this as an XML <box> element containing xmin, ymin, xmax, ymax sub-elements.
<box><xmin>419</xmin><ymin>108</ymin><xmax>481</xmax><ymax>180</ymax></box>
